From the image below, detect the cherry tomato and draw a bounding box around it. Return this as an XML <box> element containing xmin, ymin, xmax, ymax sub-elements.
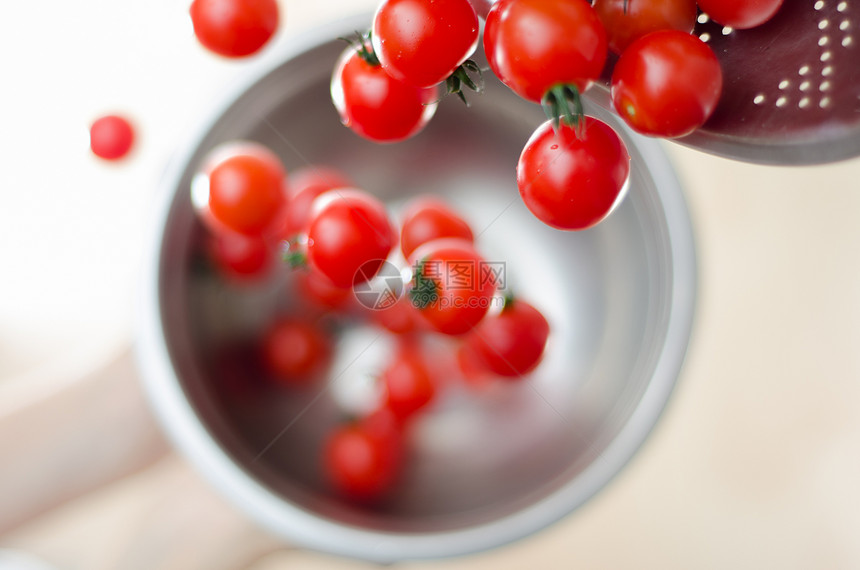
<box><xmin>209</xmin><ymin>230</ymin><xmax>271</xmax><ymax>280</ymax></box>
<box><xmin>189</xmin><ymin>0</ymin><xmax>279</xmax><ymax>58</ymax></box>
<box><xmin>90</xmin><ymin>114</ymin><xmax>134</xmax><ymax>160</ymax></box>
<box><xmin>456</xmin><ymin>343</ymin><xmax>495</xmax><ymax>389</ymax></box>
<box><xmin>696</xmin><ymin>0</ymin><xmax>783</xmax><ymax>29</ymax></box>
<box><xmin>408</xmin><ymin>238</ymin><xmax>496</xmax><ymax>335</ymax></box>
<box><xmin>323</xmin><ymin>410</ymin><xmax>404</xmax><ymax>501</ymax></box>
<box><xmin>611</xmin><ymin>30</ymin><xmax>723</xmax><ymax>138</ymax></box>
<box><xmin>593</xmin><ymin>0</ymin><xmax>697</xmax><ymax>53</ymax></box>
<box><xmin>331</xmin><ymin>44</ymin><xmax>440</xmax><ymax>143</ymax></box>
<box><xmin>517</xmin><ymin>116</ymin><xmax>630</xmax><ymax>231</ymax></box>
<box><xmin>465</xmin><ymin>299</ymin><xmax>550</xmax><ymax>378</ymax></box>
<box><xmin>283</xmin><ymin>166</ymin><xmax>353</xmax><ymax>237</ymax></box>
<box><xmin>399</xmin><ymin>195</ymin><xmax>474</xmax><ymax>259</ymax></box>
<box><xmin>294</xmin><ymin>267</ymin><xmax>355</xmax><ymax>311</ymax></box>
<box><xmin>204</xmin><ymin>142</ymin><xmax>288</xmax><ymax>237</ymax></box>
<box><xmin>382</xmin><ymin>345</ymin><xmax>436</xmax><ymax>421</ymax></box>
<box><xmin>484</xmin><ymin>0</ymin><xmax>607</xmax><ymax>103</ymax></box>
<box><xmin>371</xmin><ymin>0</ymin><xmax>479</xmax><ymax>88</ymax></box>
<box><xmin>262</xmin><ymin>317</ymin><xmax>331</xmax><ymax>385</ymax></box>
<box><xmin>307</xmin><ymin>189</ymin><xmax>395</xmax><ymax>288</ymax></box>
<box><xmin>369</xmin><ymin>295</ymin><xmax>423</xmax><ymax>335</ymax></box>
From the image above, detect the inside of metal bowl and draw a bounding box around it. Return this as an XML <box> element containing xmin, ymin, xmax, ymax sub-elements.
<box><xmin>154</xmin><ymin>24</ymin><xmax>691</xmax><ymax>547</ymax></box>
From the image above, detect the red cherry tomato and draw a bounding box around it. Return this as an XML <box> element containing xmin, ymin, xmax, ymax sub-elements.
<box><xmin>484</xmin><ymin>0</ymin><xmax>607</xmax><ymax>103</ymax></box>
<box><xmin>696</xmin><ymin>0</ymin><xmax>783</xmax><ymax>29</ymax></box>
<box><xmin>283</xmin><ymin>166</ymin><xmax>353</xmax><ymax>237</ymax></box>
<box><xmin>382</xmin><ymin>346</ymin><xmax>436</xmax><ymax>421</ymax></box>
<box><xmin>323</xmin><ymin>411</ymin><xmax>403</xmax><ymax>501</ymax></box>
<box><xmin>399</xmin><ymin>195</ymin><xmax>474</xmax><ymax>259</ymax></box>
<box><xmin>408</xmin><ymin>238</ymin><xmax>496</xmax><ymax>335</ymax></box>
<box><xmin>205</xmin><ymin>143</ymin><xmax>288</xmax><ymax>237</ymax></box>
<box><xmin>465</xmin><ymin>299</ymin><xmax>550</xmax><ymax>378</ymax></box>
<box><xmin>593</xmin><ymin>0</ymin><xmax>697</xmax><ymax>53</ymax></box>
<box><xmin>189</xmin><ymin>0</ymin><xmax>279</xmax><ymax>58</ymax></box>
<box><xmin>90</xmin><ymin>114</ymin><xmax>135</xmax><ymax>160</ymax></box>
<box><xmin>209</xmin><ymin>230</ymin><xmax>272</xmax><ymax>280</ymax></box>
<box><xmin>294</xmin><ymin>267</ymin><xmax>355</xmax><ymax>311</ymax></box>
<box><xmin>456</xmin><ymin>343</ymin><xmax>495</xmax><ymax>389</ymax></box>
<box><xmin>262</xmin><ymin>317</ymin><xmax>331</xmax><ymax>386</ymax></box>
<box><xmin>370</xmin><ymin>295</ymin><xmax>423</xmax><ymax>335</ymax></box>
<box><xmin>611</xmin><ymin>30</ymin><xmax>723</xmax><ymax>138</ymax></box>
<box><xmin>307</xmin><ymin>189</ymin><xmax>395</xmax><ymax>288</ymax></box>
<box><xmin>371</xmin><ymin>0</ymin><xmax>479</xmax><ymax>88</ymax></box>
<box><xmin>517</xmin><ymin>116</ymin><xmax>630</xmax><ymax>231</ymax></box>
<box><xmin>331</xmin><ymin>44</ymin><xmax>439</xmax><ymax>143</ymax></box>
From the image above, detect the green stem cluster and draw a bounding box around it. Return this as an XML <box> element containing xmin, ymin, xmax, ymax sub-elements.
<box><xmin>541</xmin><ymin>84</ymin><xmax>586</xmax><ymax>135</ymax></box>
<box><xmin>446</xmin><ymin>60</ymin><xmax>484</xmax><ymax>106</ymax></box>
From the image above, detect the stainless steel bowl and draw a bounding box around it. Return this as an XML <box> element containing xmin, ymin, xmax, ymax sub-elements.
<box><xmin>137</xmin><ymin>13</ymin><xmax>696</xmax><ymax>564</ymax></box>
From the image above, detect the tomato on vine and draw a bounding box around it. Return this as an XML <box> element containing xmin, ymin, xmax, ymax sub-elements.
<box><xmin>517</xmin><ymin>116</ymin><xmax>630</xmax><ymax>231</ymax></box>
<box><xmin>484</xmin><ymin>0</ymin><xmax>607</xmax><ymax>123</ymax></box>
<box><xmin>307</xmin><ymin>189</ymin><xmax>395</xmax><ymax>288</ymax></box>
<box><xmin>371</xmin><ymin>0</ymin><xmax>480</xmax><ymax>94</ymax></box>
<box><xmin>408</xmin><ymin>238</ymin><xmax>496</xmax><ymax>335</ymax></box>
<box><xmin>592</xmin><ymin>0</ymin><xmax>697</xmax><ymax>54</ymax></box>
<box><xmin>399</xmin><ymin>195</ymin><xmax>474</xmax><ymax>259</ymax></box>
<box><xmin>610</xmin><ymin>30</ymin><xmax>723</xmax><ymax>138</ymax></box>
<box><xmin>189</xmin><ymin>0</ymin><xmax>279</xmax><ymax>58</ymax></box>
<box><xmin>331</xmin><ymin>37</ymin><xmax>439</xmax><ymax>143</ymax></box>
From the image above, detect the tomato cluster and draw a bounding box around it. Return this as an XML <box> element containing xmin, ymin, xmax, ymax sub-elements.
<box><xmin>100</xmin><ymin>0</ymin><xmax>784</xmax><ymax>230</ymax></box>
<box><xmin>323</xmin><ymin>0</ymin><xmax>784</xmax><ymax>232</ymax></box>
<box><xmin>191</xmin><ymin>144</ymin><xmax>551</xmax><ymax>501</ymax></box>
<box><xmin>87</xmin><ymin>0</ymin><xmax>784</xmax><ymax>506</ymax></box>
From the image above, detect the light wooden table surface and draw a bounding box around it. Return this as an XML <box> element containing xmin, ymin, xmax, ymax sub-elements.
<box><xmin>2</xmin><ymin>1</ymin><xmax>860</xmax><ymax>568</ymax></box>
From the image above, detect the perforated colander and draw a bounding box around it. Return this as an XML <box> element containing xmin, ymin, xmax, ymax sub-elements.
<box><xmin>472</xmin><ymin>0</ymin><xmax>860</xmax><ymax>165</ymax></box>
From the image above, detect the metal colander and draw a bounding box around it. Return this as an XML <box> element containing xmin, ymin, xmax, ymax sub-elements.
<box><xmin>473</xmin><ymin>0</ymin><xmax>860</xmax><ymax>164</ymax></box>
